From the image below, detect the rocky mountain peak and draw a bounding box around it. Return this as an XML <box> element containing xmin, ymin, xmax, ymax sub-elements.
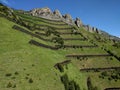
<box><xmin>29</xmin><ymin>7</ymin><xmax>102</xmax><ymax>34</ymax></box>
<box><xmin>75</xmin><ymin>17</ymin><xmax>83</xmax><ymax>27</ymax></box>
<box><xmin>63</xmin><ymin>14</ymin><xmax>72</xmax><ymax>19</ymax></box>
<box><xmin>30</xmin><ymin>7</ymin><xmax>52</xmax><ymax>17</ymax></box>
<box><xmin>62</xmin><ymin>14</ymin><xmax>74</xmax><ymax>25</ymax></box>
<box><xmin>53</xmin><ymin>9</ymin><xmax>62</xmax><ymax>18</ymax></box>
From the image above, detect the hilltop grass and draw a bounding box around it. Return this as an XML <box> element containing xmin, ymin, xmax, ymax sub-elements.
<box><xmin>20</xmin><ymin>17</ymin><xmax>71</xmax><ymax>29</ymax></box>
<box><xmin>15</xmin><ymin>12</ymin><xmax>66</xmax><ymax>24</ymax></box>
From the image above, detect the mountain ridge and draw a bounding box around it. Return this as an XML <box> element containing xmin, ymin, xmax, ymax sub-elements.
<box><xmin>16</xmin><ymin>7</ymin><xmax>120</xmax><ymax>41</ymax></box>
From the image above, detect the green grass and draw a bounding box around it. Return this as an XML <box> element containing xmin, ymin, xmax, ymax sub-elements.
<box><xmin>106</xmin><ymin>45</ymin><xmax>120</xmax><ymax>57</ymax></box>
<box><xmin>62</xmin><ymin>63</ymin><xmax>88</xmax><ymax>90</ymax></box>
<box><xmin>64</xmin><ymin>40</ymin><xmax>93</xmax><ymax>45</ymax></box>
<box><xmin>57</xmin><ymin>47</ymin><xmax>107</xmax><ymax>56</ymax></box>
<box><xmin>0</xmin><ymin>16</ymin><xmax>87</xmax><ymax>90</ymax></box>
<box><xmin>0</xmin><ymin>7</ymin><xmax>120</xmax><ymax>90</ymax></box>
<box><xmin>71</xmin><ymin>56</ymin><xmax>120</xmax><ymax>69</ymax></box>
<box><xmin>61</xmin><ymin>34</ymin><xmax>84</xmax><ymax>38</ymax></box>
<box><xmin>0</xmin><ymin>17</ymin><xmax>65</xmax><ymax>90</ymax></box>
<box><xmin>82</xmin><ymin>72</ymin><xmax>120</xmax><ymax>90</ymax></box>
<box><xmin>15</xmin><ymin>12</ymin><xmax>66</xmax><ymax>24</ymax></box>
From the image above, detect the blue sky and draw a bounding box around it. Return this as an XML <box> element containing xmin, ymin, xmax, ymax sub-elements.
<box><xmin>0</xmin><ymin>0</ymin><xmax>120</xmax><ymax>37</ymax></box>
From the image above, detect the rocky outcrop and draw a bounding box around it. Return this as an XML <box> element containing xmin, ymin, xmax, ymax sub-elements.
<box><xmin>30</xmin><ymin>7</ymin><xmax>63</xmax><ymax>20</ymax></box>
<box><xmin>30</xmin><ymin>7</ymin><xmax>52</xmax><ymax>16</ymax></box>
<box><xmin>53</xmin><ymin>9</ymin><xmax>62</xmax><ymax>18</ymax></box>
<box><xmin>29</xmin><ymin>7</ymin><xmax>101</xmax><ymax>34</ymax></box>
<box><xmin>75</xmin><ymin>17</ymin><xmax>83</xmax><ymax>27</ymax></box>
<box><xmin>93</xmin><ymin>27</ymin><xmax>100</xmax><ymax>33</ymax></box>
<box><xmin>83</xmin><ymin>25</ymin><xmax>92</xmax><ymax>32</ymax></box>
<box><xmin>30</xmin><ymin>7</ymin><xmax>54</xmax><ymax>19</ymax></box>
<box><xmin>83</xmin><ymin>25</ymin><xmax>101</xmax><ymax>33</ymax></box>
<box><xmin>62</xmin><ymin>14</ymin><xmax>74</xmax><ymax>25</ymax></box>
<box><xmin>30</xmin><ymin>8</ymin><xmax>77</xmax><ymax>25</ymax></box>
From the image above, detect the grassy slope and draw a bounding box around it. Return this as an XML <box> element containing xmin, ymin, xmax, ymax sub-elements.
<box><xmin>76</xmin><ymin>26</ymin><xmax>120</xmax><ymax>90</ymax></box>
<box><xmin>0</xmin><ymin>17</ymin><xmax>65</xmax><ymax>90</ymax></box>
<box><xmin>0</xmin><ymin>9</ymin><xmax>120</xmax><ymax>90</ymax></box>
<box><xmin>0</xmin><ymin>16</ymin><xmax>87</xmax><ymax>90</ymax></box>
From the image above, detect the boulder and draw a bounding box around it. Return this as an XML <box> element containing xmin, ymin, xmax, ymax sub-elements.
<box><xmin>83</xmin><ymin>25</ymin><xmax>102</xmax><ymax>34</ymax></box>
<box><xmin>75</xmin><ymin>17</ymin><xmax>83</xmax><ymax>27</ymax></box>
<box><xmin>88</xmin><ymin>25</ymin><xmax>93</xmax><ymax>32</ymax></box>
<box><xmin>83</xmin><ymin>25</ymin><xmax>93</xmax><ymax>32</ymax></box>
<box><xmin>30</xmin><ymin>7</ymin><xmax>52</xmax><ymax>17</ymax></box>
<box><xmin>53</xmin><ymin>9</ymin><xmax>62</xmax><ymax>18</ymax></box>
<box><xmin>62</xmin><ymin>14</ymin><xmax>74</xmax><ymax>24</ymax></box>
<box><xmin>92</xmin><ymin>27</ymin><xmax>96</xmax><ymax>32</ymax></box>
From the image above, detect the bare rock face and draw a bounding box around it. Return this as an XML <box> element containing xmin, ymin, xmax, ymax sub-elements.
<box><xmin>75</xmin><ymin>17</ymin><xmax>83</xmax><ymax>27</ymax></box>
<box><xmin>92</xmin><ymin>27</ymin><xmax>99</xmax><ymax>33</ymax></box>
<box><xmin>63</xmin><ymin>14</ymin><xmax>72</xmax><ymax>20</ymax></box>
<box><xmin>83</xmin><ymin>25</ymin><xmax>93</xmax><ymax>32</ymax></box>
<box><xmin>62</xmin><ymin>14</ymin><xmax>74</xmax><ymax>25</ymax></box>
<box><xmin>92</xmin><ymin>27</ymin><xmax>102</xmax><ymax>34</ymax></box>
<box><xmin>53</xmin><ymin>9</ymin><xmax>62</xmax><ymax>18</ymax></box>
<box><xmin>30</xmin><ymin>7</ymin><xmax>52</xmax><ymax>18</ymax></box>
<box><xmin>83</xmin><ymin>25</ymin><xmax>101</xmax><ymax>34</ymax></box>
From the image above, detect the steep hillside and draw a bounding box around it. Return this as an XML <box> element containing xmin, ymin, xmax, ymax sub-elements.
<box><xmin>0</xmin><ymin>4</ymin><xmax>120</xmax><ymax>90</ymax></box>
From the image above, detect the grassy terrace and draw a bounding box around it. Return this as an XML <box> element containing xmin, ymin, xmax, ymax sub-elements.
<box><xmin>64</xmin><ymin>40</ymin><xmax>93</xmax><ymax>45</ymax></box>
<box><xmin>57</xmin><ymin>47</ymin><xmax>107</xmax><ymax>55</ymax></box>
<box><xmin>71</xmin><ymin>56</ymin><xmax>120</xmax><ymax>69</ymax></box>
<box><xmin>0</xmin><ymin>16</ymin><xmax>88</xmax><ymax>90</ymax></box>
<box><xmin>12</xmin><ymin>25</ymin><xmax>57</xmax><ymax>46</ymax></box>
<box><xmin>15</xmin><ymin>12</ymin><xmax>67</xmax><ymax>24</ymax></box>
<box><xmin>15</xmin><ymin>11</ymin><xmax>60</xmax><ymax>21</ymax></box>
<box><xmin>106</xmin><ymin>45</ymin><xmax>120</xmax><ymax>58</ymax></box>
<box><xmin>61</xmin><ymin>34</ymin><xmax>84</xmax><ymax>38</ymax></box>
<box><xmin>83</xmin><ymin>72</ymin><xmax>120</xmax><ymax>90</ymax></box>
<box><xmin>56</xmin><ymin>29</ymin><xmax>73</xmax><ymax>33</ymax></box>
<box><xmin>0</xmin><ymin>6</ymin><xmax>120</xmax><ymax>90</ymax></box>
<box><xmin>21</xmin><ymin>17</ymin><xmax>72</xmax><ymax>29</ymax></box>
<box><xmin>0</xmin><ymin>17</ymin><xmax>66</xmax><ymax>90</ymax></box>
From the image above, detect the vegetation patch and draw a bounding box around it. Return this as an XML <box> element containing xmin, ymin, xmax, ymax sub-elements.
<box><xmin>61</xmin><ymin>74</ymin><xmax>80</xmax><ymax>90</ymax></box>
<box><xmin>29</xmin><ymin>39</ymin><xmax>58</xmax><ymax>50</ymax></box>
<box><xmin>54</xmin><ymin>60</ymin><xmax>71</xmax><ymax>72</ymax></box>
<box><xmin>5</xmin><ymin>73</ymin><xmax>12</xmax><ymax>77</ymax></box>
<box><xmin>80</xmin><ymin>67</ymin><xmax>120</xmax><ymax>72</ymax></box>
<box><xmin>87</xmin><ymin>77</ymin><xmax>98</xmax><ymax>90</ymax></box>
<box><xmin>99</xmin><ymin>69</ymin><xmax>120</xmax><ymax>81</ymax></box>
<box><xmin>28</xmin><ymin>78</ymin><xmax>33</xmax><ymax>83</ymax></box>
